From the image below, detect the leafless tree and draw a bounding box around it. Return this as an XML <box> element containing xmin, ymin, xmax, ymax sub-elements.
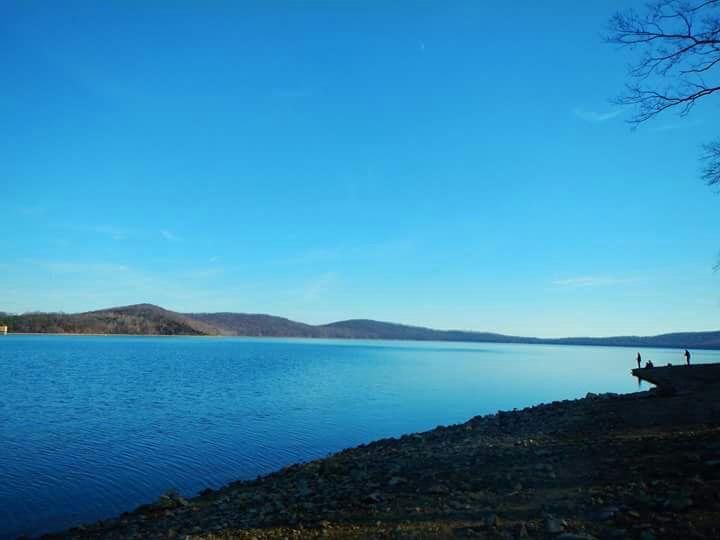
<box><xmin>702</xmin><ymin>140</ymin><xmax>720</xmax><ymax>186</ymax></box>
<box><xmin>608</xmin><ymin>0</ymin><xmax>720</xmax><ymax>187</ymax></box>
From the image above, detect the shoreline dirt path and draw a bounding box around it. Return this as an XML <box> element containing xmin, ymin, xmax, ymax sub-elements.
<box><xmin>43</xmin><ymin>377</ymin><xmax>720</xmax><ymax>540</ymax></box>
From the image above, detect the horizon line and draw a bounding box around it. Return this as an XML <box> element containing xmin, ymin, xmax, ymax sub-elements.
<box><xmin>1</xmin><ymin>302</ymin><xmax>718</xmax><ymax>342</ymax></box>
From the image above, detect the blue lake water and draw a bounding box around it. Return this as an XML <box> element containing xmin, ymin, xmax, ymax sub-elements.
<box><xmin>1</xmin><ymin>335</ymin><xmax>718</xmax><ymax>539</ymax></box>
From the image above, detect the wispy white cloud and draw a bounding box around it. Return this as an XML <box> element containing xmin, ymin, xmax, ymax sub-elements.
<box><xmin>271</xmin><ymin>89</ymin><xmax>311</xmax><ymax>100</ymax></box>
<box><xmin>1</xmin><ymin>258</ymin><xmax>250</xmax><ymax>313</ymax></box>
<box><xmin>160</xmin><ymin>230</ymin><xmax>180</xmax><ymax>242</ymax></box>
<box><xmin>573</xmin><ymin>107</ymin><xmax>624</xmax><ymax>123</ymax></box>
<box><xmin>552</xmin><ymin>275</ymin><xmax>637</xmax><ymax>287</ymax></box>
<box><xmin>42</xmin><ymin>261</ymin><xmax>131</xmax><ymax>274</ymax></box>
<box><xmin>277</xmin><ymin>239</ymin><xmax>418</xmax><ymax>267</ymax></box>
<box><xmin>301</xmin><ymin>272</ymin><xmax>340</xmax><ymax>302</ymax></box>
<box><xmin>28</xmin><ymin>258</ymin><xmax>228</xmax><ymax>284</ymax></box>
<box><xmin>179</xmin><ymin>267</ymin><xmax>225</xmax><ymax>279</ymax></box>
<box><xmin>92</xmin><ymin>225</ymin><xmax>130</xmax><ymax>241</ymax></box>
<box><xmin>652</xmin><ymin>119</ymin><xmax>704</xmax><ymax>133</ymax></box>
<box><xmin>16</xmin><ymin>205</ymin><xmax>46</xmax><ymax>217</ymax></box>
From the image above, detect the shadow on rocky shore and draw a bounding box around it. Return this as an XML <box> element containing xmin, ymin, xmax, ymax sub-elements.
<box><xmin>44</xmin><ymin>375</ymin><xmax>720</xmax><ymax>540</ymax></box>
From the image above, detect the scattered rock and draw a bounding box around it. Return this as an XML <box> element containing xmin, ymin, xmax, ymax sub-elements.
<box><xmin>669</xmin><ymin>495</ymin><xmax>693</xmax><ymax>512</ymax></box>
<box><xmin>481</xmin><ymin>512</ymin><xmax>498</xmax><ymax>527</ymax></box>
<box><xmin>388</xmin><ymin>476</ymin><xmax>405</xmax><ymax>487</ymax></box>
<box><xmin>364</xmin><ymin>491</ymin><xmax>382</xmax><ymax>504</ymax></box>
<box><xmin>639</xmin><ymin>530</ymin><xmax>656</xmax><ymax>540</ymax></box>
<box><xmin>46</xmin><ymin>381</ymin><xmax>720</xmax><ymax>540</ymax></box>
<box><xmin>427</xmin><ymin>484</ymin><xmax>450</xmax><ymax>495</ymax></box>
<box><xmin>155</xmin><ymin>489</ymin><xmax>188</xmax><ymax>509</ymax></box>
<box><xmin>545</xmin><ymin>517</ymin><xmax>564</xmax><ymax>534</ymax></box>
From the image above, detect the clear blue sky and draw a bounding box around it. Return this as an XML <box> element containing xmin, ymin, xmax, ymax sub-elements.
<box><xmin>2</xmin><ymin>1</ymin><xmax>718</xmax><ymax>337</ymax></box>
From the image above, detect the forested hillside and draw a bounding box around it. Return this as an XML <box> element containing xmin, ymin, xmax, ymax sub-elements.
<box><xmin>1</xmin><ymin>304</ymin><xmax>719</xmax><ymax>349</ymax></box>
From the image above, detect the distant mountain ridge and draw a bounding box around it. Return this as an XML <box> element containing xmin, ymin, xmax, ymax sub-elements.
<box><xmin>1</xmin><ymin>303</ymin><xmax>718</xmax><ymax>349</ymax></box>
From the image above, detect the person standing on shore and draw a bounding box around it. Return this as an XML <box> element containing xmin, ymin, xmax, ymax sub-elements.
<box><xmin>685</xmin><ymin>349</ymin><xmax>691</xmax><ymax>366</ymax></box>
<box><xmin>636</xmin><ymin>352</ymin><xmax>641</xmax><ymax>369</ymax></box>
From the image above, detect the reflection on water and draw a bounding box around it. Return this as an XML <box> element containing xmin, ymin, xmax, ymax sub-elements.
<box><xmin>0</xmin><ymin>335</ymin><xmax>717</xmax><ymax>539</ymax></box>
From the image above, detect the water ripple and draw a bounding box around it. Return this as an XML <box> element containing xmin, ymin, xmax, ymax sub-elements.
<box><xmin>1</xmin><ymin>335</ymin><xmax>718</xmax><ymax>539</ymax></box>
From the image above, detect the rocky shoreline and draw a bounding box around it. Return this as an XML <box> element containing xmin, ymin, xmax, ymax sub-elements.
<box><xmin>43</xmin><ymin>384</ymin><xmax>720</xmax><ymax>540</ymax></box>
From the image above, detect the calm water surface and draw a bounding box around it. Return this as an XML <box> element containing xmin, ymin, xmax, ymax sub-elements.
<box><xmin>1</xmin><ymin>335</ymin><xmax>717</xmax><ymax>538</ymax></box>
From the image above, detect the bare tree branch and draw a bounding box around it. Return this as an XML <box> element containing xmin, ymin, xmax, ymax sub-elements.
<box><xmin>702</xmin><ymin>139</ymin><xmax>720</xmax><ymax>186</ymax></box>
<box><xmin>608</xmin><ymin>1</ymin><xmax>720</xmax><ymax>270</ymax></box>
<box><xmin>607</xmin><ymin>0</ymin><xmax>720</xmax><ymax>124</ymax></box>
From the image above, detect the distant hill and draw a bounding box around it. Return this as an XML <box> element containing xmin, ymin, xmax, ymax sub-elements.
<box><xmin>543</xmin><ymin>332</ymin><xmax>720</xmax><ymax>350</ymax></box>
<box><xmin>318</xmin><ymin>319</ymin><xmax>541</xmax><ymax>343</ymax></box>
<box><xmin>0</xmin><ymin>304</ymin><xmax>222</xmax><ymax>336</ymax></box>
<box><xmin>189</xmin><ymin>312</ymin><xmax>319</xmax><ymax>337</ymax></box>
<box><xmin>1</xmin><ymin>303</ymin><xmax>718</xmax><ymax>349</ymax></box>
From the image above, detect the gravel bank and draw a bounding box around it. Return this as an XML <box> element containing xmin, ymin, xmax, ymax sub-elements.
<box><xmin>43</xmin><ymin>384</ymin><xmax>720</xmax><ymax>540</ymax></box>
